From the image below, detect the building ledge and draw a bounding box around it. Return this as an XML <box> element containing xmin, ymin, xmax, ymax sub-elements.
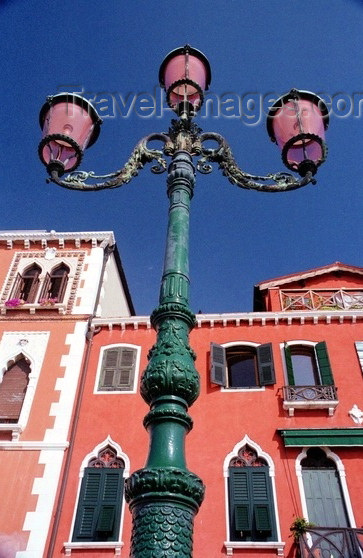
<box><xmin>64</xmin><ymin>541</ymin><xmax>123</xmax><ymax>556</ymax></box>
<box><xmin>1</xmin><ymin>303</ymin><xmax>66</xmax><ymax>315</ymax></box>
<box><xmin>283</xmin><ymin>399</ymin><xmax>339</xmax><ymax>417</ymax></box>
<box><xmin>224</xmin><ymin>541</ymin><xmax>285</xmax><ymax>556</ymax></box>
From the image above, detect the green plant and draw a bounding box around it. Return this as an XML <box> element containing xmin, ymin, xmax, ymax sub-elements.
<box><xmin>290</xmin><ymin>517</ymin><xmax>315</xmax><ymax>542</ymax></box>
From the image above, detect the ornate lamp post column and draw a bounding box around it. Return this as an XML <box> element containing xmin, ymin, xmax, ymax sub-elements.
<box><xmin>38</xmin><ymin>45</ymin><xmax>329</xmax><ymax>557</ymax></box>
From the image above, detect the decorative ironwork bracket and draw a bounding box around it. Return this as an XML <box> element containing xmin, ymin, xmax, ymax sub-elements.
<box><xmin>47</xmin><ymin>119</ymin><xmax>316</xmax><ymax>192</ymax></box>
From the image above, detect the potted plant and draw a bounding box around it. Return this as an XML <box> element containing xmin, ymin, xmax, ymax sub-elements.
<box><xmin>290</xmin><ymin>517</ymin><xmax>315</xmax><ymax>542</ymax></box>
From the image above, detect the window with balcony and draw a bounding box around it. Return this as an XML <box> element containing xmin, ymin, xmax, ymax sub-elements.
<box><xmin>210</xmin><ymin>342</ymin><xmax>275</xmax><ymax>389</ymax></box>
<box><xmin>39</xmin><ymin>263</ymin><xmax>69</xmax><ymax>303</ymax></box>
<box><xmin>10</xmin><ymin>263</ymin><xmax>41</xmax><ymax>303</ymax></box>
<box><xmin>282</xmin><ymin>342</ymin><xmax>338</xmax><ymax>415</ymax></box>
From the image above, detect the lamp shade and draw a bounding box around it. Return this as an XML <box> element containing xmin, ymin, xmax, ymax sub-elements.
<box><xmin>266</xmin><ymin>90</ymin><xmax>329</xmax><ymax>176</ymax></box>
<box><xmin>39</xmin><ymin>93</ymin><xmax>101</xmax><ymax>174</ymax></box>
<box><xmin>159</xmin><ymin>45</ymin><xmax>211</xmax><ymax>115</ymax></box>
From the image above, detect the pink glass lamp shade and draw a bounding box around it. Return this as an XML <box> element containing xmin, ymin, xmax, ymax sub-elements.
<box><xmin>38</xmin><ymin>93</ymin><xmax>101</xmax><ymax>175</ymax></box>
<box><xmin>266</xmin><ymin>89</ymin><xmax>329</xmax><ymax>176</ymax></box>
<box><xmin>159</xmin><ymin>45</ymin><xmax>211</xmax><ymax>117</ymax></box>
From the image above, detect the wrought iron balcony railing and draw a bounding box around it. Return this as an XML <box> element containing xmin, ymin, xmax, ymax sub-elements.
<box><xmin>282</xmin><ymin>385</ymin><xmax>338</xmax><ymax>416</ymax></box>
<box><xmin>298</xmin><ymin>527</ymin><xmax>363</xmax><ymax>558</ymax></box>
<box><xmin>281</xmin><ymin>289</ymin><xmax>363</xmax><ymax>311</ymax></box>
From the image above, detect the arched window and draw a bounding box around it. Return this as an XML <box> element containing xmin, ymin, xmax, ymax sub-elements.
<box><xmin>228</xmin><ymin>443</ymin><xmax>277</xmax><ymax>542</ymax></box>
<box><xmin>0</xmin><ymin>356</ymin><xmax>30</xmax><ymax>423</ymax></box>
<box><xmin>301</xmin><ymin>448</ymin><xmax>349</xmax><ymax>527</ymax></box>
<box><xmin>10</xmin><ymin>264</ymin><xmax>41</xmax><ymax>303</ymax></box>
<box><xmin>72</xmin><ymin>445</ymin><xmax>125</xmax><ymax>542</ymax></box>
<box><xmin>39</xmin><ymin>263</ymin><xmax>69</xmax><ymax>303</ymax></box>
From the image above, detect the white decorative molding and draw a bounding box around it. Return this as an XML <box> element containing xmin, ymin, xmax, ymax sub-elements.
<box><xmin>63</xmin><ymin>541</ymin><xmax>123</xmax><ymax>556</ymax></box>
<box><xmin>223</xmin><ymin>435</ymin><xmax>283</xmax><ymax>551</ymax></box>
<box><xmin>91</xmin><ymin>310</ymin><xmax>363</xmax><ymax>331</ymax></box>
<box><xmin>22</xmin><ymin>321</ymin><xmax>87</xmax><ymax>557</ymax></box>
<box><xmin>0</xmin><ymin>250</ymin><xmax>86</xmax><ymax>314</ymax></box>
<box><xmin>67</xmin><ymin>436</ymin><xmax>129</xmax><ymax>550</ymax></box>
<box><xmin>349</xmin><ymin>404</ymin><xmax>363</xmax><ymax>424</ymax></box>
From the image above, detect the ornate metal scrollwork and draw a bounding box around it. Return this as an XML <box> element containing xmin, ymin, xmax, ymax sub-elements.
<box><xmin>197</xmin><ymin>132</ymin><xmax>316</xmax><ymax>192</ymax></box>
<box><xmin>47</xmin><ymin>132</ymin><xmax>170</xmax><ymax>191</ymax></box>
<box><xmin>47</xmin><ymin>118</ymin><xmax>316</xmax><ymax>193</ymax></box>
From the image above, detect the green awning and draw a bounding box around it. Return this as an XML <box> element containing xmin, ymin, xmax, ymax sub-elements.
<box><xmin>278</xmin><ymin>428</ymin><xmax>363</xmax><ymax>447</ymax></box>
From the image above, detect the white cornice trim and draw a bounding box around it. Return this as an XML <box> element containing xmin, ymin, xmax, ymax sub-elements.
<box><xmin>0</xmin><ymin>441</ymin><xmax>69</xmax><ymax>450</ymax></box>
<box><xmin>91</xmin><ymin>310</ymin><xmax>363</xmax><ymax>329</ymax></box>
<box><xmin>0</xmin><ymin>230</ymin><xmax>115</xmax><ymax>247</ymax></box>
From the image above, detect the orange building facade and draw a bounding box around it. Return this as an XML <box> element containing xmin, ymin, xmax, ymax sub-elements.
<box><xmin>1</xmin><ymin>232</ymin><xmax>363</xmax><ymax>557</ymax></box>
<box><xmin>0</xmin><ymin>231</ymin><xmax>133</xmax><ymax>558</ymax></box>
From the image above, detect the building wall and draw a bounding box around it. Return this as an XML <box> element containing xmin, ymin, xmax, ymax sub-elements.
<box><xmin>50</xmin><ymin>285</ymin><xmax>363</xmax><ymax>557</ymax></box>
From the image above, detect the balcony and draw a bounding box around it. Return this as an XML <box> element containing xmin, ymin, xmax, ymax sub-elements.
<box><xmin>281</xmin><ymin>289</ymin><xmax>363</xmax><ymax>311</ymax></box>
<box><xmin>298</xmin><ymin>527</ymin><xmax>363</xmax><ymax>557</ymax></box>
<box><xmin>282</xmin><ymin>385</ymin><xmax>338</xmax><ymax>416</ymax></box>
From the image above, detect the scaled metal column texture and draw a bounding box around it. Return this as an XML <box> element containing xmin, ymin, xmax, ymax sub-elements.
<box><xmin>125</xmin><ymin>149</ymin><xmax>205</xmax><ymax>557</ymax></box>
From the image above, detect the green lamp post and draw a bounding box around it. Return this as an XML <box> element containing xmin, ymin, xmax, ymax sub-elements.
<box><xmin>38</xmin><ymin>45</ymin><xmax>329</xmax><ymax>557</ymax></box>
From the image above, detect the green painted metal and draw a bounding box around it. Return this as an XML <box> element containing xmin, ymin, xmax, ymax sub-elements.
<box><xmin>279</xmin><ymin>428</ymin><xmax>363</xmax><ymax>446</ymax></box>
<box><xmin>125</xmin><ymin>149</ymin><xmax>205</xmax><ymax>557</ymax></box>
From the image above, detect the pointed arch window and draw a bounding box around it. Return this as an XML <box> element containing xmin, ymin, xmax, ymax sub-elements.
<box><xmin>39</xmin><ymin>263</ymin><xmax>69</xmax><ymax>303</ymax></box>
<box><xmin>10</xmin><ymin>264</ymin><xmax>41</xmax><ymax>303</ymax></box>
<box><xmin>72</xmin><ymin>446</ymin><xmax>125</xmax><ymax>542</ymax></box>
<box><xmin>0</xmin><ymin>356</ymin><xmax>31</xmax><ymax>423</ymax></box>
<box><xmin>301</xmin><ymin>448</ymin><xmax>350</xmax><ymax>527</ymax></box>
<box><xmin>228</xmin><ymin>444</ymin><xmax>277</xmax><ymax>542</ymax></box>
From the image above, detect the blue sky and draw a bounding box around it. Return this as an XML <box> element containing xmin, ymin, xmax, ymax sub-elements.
<box><xmin>1</xmin><ymin>0</ymin><xmax>362</xmax><ymax>315</ymax></box>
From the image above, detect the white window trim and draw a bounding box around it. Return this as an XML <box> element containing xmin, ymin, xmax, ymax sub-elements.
<box><xmin>93</xmin><ymin>343</ymin><xmax>141</xmax><ymax>394</ymax></box>
<box><xmin>223</xmin><ymin>434</ymin><xmax>284</xmax><ymax>556</ymax></box>
<box><xmin>220</xmin><ymin>341</ymin><xmax>266</xmax><ymax>392</ymax></box>
<box><xmin>64</xmin><ymin>436</ymin><xmax>130</xmax><ymax>555</ymax></box>
<box><xmin>0</xmin><ymin>332</ymin><xmax>49</xmax><ymax>440</ymax></box>
<box><xmin>0</xmin><ymin>251</ymin><xmax>86</xmax><ymax>315</ymax></box>
<box><xmin>296</xmin><ymin>446</ymin><xmax>356</xmax><ymax>528</ymax></box>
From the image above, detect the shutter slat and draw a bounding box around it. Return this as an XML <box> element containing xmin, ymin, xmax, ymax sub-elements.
<box><xmin>316</xmin><ymin>341</ymin><xmax>334</xmax><ymax>385</ymax></box>
<box><xmin>284</xmin><ymin>344</ymin><xmax>295</xmax><ymax>385</ymax></box>
<box><xmin>235</xmin><ymin>504</ymin><xmax>251</xmax><ymax>531</ymax></box>
<box><xmin>254</xmin><ymin>504</ymin><xmax>272</xmax><ymax>531</ymax></box>
<box><xmin>96</xmin><ymin>505</ymin><xmax>116</xmax><ymax>532</ymax></box>
<box><xmin>210</xmin><ymin>343</ymin><xmax>226</xmax><ymax>386</ymax></box>
<box><xmin>257</xmin><ymin>343</ymin><xmax>275</xmax><ymax>385</ymax></box>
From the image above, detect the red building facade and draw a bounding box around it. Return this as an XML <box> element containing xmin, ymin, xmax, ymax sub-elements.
<box><xmin>47</xmin><ymin>259</ymin><xmax>363</xmax><ymax>557</ymax></box>
<box><xmin>0</xmin><ymin>232</ymin><xmax>362</xmax><ymax>557</ymax></box>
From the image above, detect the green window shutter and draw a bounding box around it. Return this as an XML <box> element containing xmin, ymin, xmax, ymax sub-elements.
<box><xmin>254</xmin><ymin>504</ymin><xmax>272</xmax><ymax>532</ymax></box>
<box><xmin>315</xmin><ymin>341</ymin><xmax>333</xmax><ymax>385</ymax></box>
<box><xmin>229</xmin><ymin>466</ymin><xmax>276</xmax><ymax>542</ymax></box>
<box><xmin>235</xmin><ymin>504</ymin><xmax>251</xmax><ymax>531</ymax></box>
<box><xmin>72</xmin><ymin>468</ymin><xmax>124</xmax><ymax>542</ymax></box>
<box><xmin>98</xmin><ymin>347</ymin><xmax>136</xmax><ymax>391</ymax></box>
<box><xmin>96</xmin><ymin>505</ymin><xmax>116</xmax><ymax>533</ymax></box>
<box><xmin>73</xmin><ymin>469</ymin><xmax>102</xmax><ymax>540</ymax></box>
<box><xmin>257</xmin><ymin>343</ymin><xmax>275</xmax><ymax>385</ymax></box>
<box><xmin>284</xmin><ymin>344</ymin><xmax>295</xmax><ymax>385</ymax></box>
<box><xmin>210</xmin><ymin>343</ymin><xmax>226</xmax><ymax>386</ymax></box>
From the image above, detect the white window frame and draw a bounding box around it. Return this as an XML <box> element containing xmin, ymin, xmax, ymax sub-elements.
<box><xmin>220</xmin><ymin>341</ymin><xmax>266</xmax><ymax>392</ymax></box>
<box><xmin>223</xmin><ymin>434</ymin><xmax>284</xmax><ymax>556</ymax></box>
<box><xmin>296</xmin><ymin>446</ymin><xmax>356</xmax><ymax>528</ymax></box>
<box><xmin>94</xmin><ymin>344</ymin><xmax>141</xmax><ymax>394</ymax></box>
<box><xmin>0</xmin><ymin>332</ymin><xmax>49</xmax><ymax>440</ymax></box>
<box><xmin>64</xmin><ymin>436</ymin><xmax>130</xmax><ymax>556</ymax></box>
